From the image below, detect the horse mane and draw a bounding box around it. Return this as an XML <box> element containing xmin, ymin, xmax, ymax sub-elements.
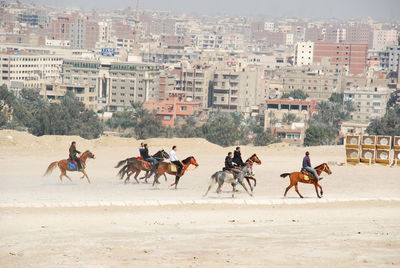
<box><xmin>182</xmin><ymin>156</ymin><xmax>193</xmax><ymax>164</ymax></box>
<box><xmin>315</xmin><ymin>163</ymin><xmax>327</xmax><ymax>169</ymax></box>
<box><xmin>246</xmin><ymin>154</ymin><xmax>257</xmax><ymax>161</ymax></box>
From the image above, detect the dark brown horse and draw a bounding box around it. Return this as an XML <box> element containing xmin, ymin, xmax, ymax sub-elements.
<box><xmin>280</xmin><ymin>163</ymin><xmax>332</xmax><ymax>198</ymax></box>
<box><xmin>153</xmin><ymin>156</ymin><xmax>199</xmax><ymax>188</ymax></box>
<box><xmin>44</xmin><ymin>150</ymin><xmax>96</xmax><ymax>183</ymax></box>
<box><xmin>115</xmin><ymin>150</ymin><xmax>169</xmax><ymax>183</ymax></box>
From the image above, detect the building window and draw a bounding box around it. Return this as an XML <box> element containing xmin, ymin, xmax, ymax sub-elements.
<box><xmin>180</xmin><ymin>106</ymin><xmax>187</xmax><ymax>111</ymax></box>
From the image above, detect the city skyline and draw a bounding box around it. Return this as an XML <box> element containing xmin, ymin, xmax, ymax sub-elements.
<box><xmin>26</xmin><ymin>0</ymin><xmax>400</xmax><ymax>20</ymax></box>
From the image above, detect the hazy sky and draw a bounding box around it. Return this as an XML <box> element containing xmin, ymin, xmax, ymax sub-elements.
<box><xmin>27</xmin><ymin>0</ymin><xmax>400</xmax><ymax>20</ymax></box>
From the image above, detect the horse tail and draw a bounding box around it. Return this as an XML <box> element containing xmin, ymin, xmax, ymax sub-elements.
<box><xmin>44</xmin><ymin>161</ymin><xmax>58</xmax><ymax>176</ymax></box>
<box><xmin>209</xmin><ymin>172</ymin><xmax>219</xmax><ymax>185</ymax></box>
<box><xmin>117</xmin><ymin>164</ymin><xmax>129</xmax><ymax>180</ymax></box>
<box><xmin>280</xmin><ymin>173</ymin><xmax>291</xmax><ymax>178</ymax></box>
<box><xmin>115</xmin><ymin>158</ymin><xmax>128</xmax><ymax>168</ymax></box>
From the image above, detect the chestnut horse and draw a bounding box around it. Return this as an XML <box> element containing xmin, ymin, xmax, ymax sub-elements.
<box><xmin>152</xmin><ymin>156</ymin><xmax>199</xmax><ymax>188</ymax></box>
<box><xmin>44</xmin><ymin>150</ymin><xmax>96</xmax><ymax>183</ymax></box>
<box><xmin>280</xmin><ymin>163</ymin><xmax>332</xmax><ymax>198</ymax></box>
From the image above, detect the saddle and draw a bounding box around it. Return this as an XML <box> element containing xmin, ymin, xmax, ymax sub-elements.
<box><xmin>300</xmin><ymin>168</ymin><xmax>315</xmax><ymax>181</ymax></box>
<box><xmin>222</xmin><ymin>167</ymin><xmax>233</xmax><ymax>174</ymax></box>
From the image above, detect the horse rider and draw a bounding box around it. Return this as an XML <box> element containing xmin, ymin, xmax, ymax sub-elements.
<box><xmin>169</xmin><ymin>146</ymin><xmax>184</xmax><ymax>187</ymax></box>
<box><xmin>302</xmin><ymin>151</ymin><xmax>321</xmax><ymax>180</ymax></box>
<box><xmin>142</xmin><ymin>144</ymin><xmax>158</xmax><ymax>172</ymax></box>
<box><xmin>233</xmin><ymin>146</ymin><xmax>246</xmax><ymax>167</ymax></box>
<box><xmin>138</xmin><ymin>142</ymin><xmax>145</xmax><ymax>158</ymax></box>
<box><xmin>225</xmin><ymin>152</ymin><xmax>242</xmax><ymax>184</ymax></box>
<box><xmin>69</xmin><ymin>141</ymin><xmax>82</xmax><ymax>170</ymax></box>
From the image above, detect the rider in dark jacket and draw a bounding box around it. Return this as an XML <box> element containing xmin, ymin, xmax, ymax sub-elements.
<box><xmin>225</xmin><ymin>152</ymin><xmax>242</xmax><ymax>183</ymax></box>
<box><xmin>69</xmin><ymin>141</ymin><xmax>82</xmax><ymax>169</ymax></box>
<box><xmin>233</xmin><ymin>147</ymin><xmax>245</xmax><ymax>167</ymax></box>
<box><xmin>142</xmin><ymin>144</ymin><xmax>158</xmax><ymax>172</ymax></box>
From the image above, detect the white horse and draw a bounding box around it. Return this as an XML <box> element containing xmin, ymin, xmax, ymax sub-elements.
<box><xmin>203</xmin><ymin>171</ymin><xmax>253</xmax><ymax>198</ymax></box>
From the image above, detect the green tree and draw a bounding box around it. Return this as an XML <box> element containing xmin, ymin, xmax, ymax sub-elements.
<box><xmin>304</xmin><ymin>123</ymin><xmax>336</xmax><ymax>146</ymax></box>
<box><xmin>134</xmin><ymin>112</ymin><xmax>164</xmax><ymax>139</ymax></box>
<box><xmin>202</xmin><ymin>113</ymin><xmax>241</xmax><ymax>147</ymax></box>
<box><xmin>253</xmin><ymin>129</ymin><xmax>276</xmax><ymax>146</ymax></box>
<box><xmin>281</xmin><ymin>89</ymin><xmax>309</xmax><ymax>100</ymax></box>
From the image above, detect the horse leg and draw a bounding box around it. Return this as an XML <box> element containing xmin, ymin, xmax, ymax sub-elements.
<box><xmin>284</xmin><ymin>182</ymin><xmax>294</xmax><ymax>197</ymax></box>
<box><xmin>294</xmin><ymin>183</ymin><xmax>303</xmax><ymax>198</ymax></box>
<box><xmin>317</xmin><ymin>183</ymin><xmax>323</xmax><ymax>196</ymax></box>
<box><xmin>240</xmin><ymin>181</ymin><xmax>253</xmax><ymax>197</ymax></box>
<box><xmin>64</xmin><ymin>172</ymin><xmax>72</xmax><ymax>182</ymax></box>
<box><xmin>164</xmin><ymin>173</ymin><xmax>167</xmax><ymax>182</ymax></box>
<box><xmin>152</xmin><ymin>174</ymin><xmax>160</xmax><ymax>187</ymax></box>
<box><xmin>245</xmin><ymin>177</ymin><xmax>253</xmax><ymax>192</ymax></box>
<box><xmin>216</xmin><ymin>182</ymin><xmax>223</xmax><ymax>198</ymax></box>
<box><xmin>133</xmin><ymin>170</ymin><xmax>140</xmax><ymax>184</ymax></box>
<box><xmin>203</xmin><ymin>179</ymin><xmax>215</xmax><ymax>198</ymax></box>
<box><xmin>81</xmin><ymin>170</ymin><xmax>91</xmax><ymax>184</ymax></box>
<box><xmin>124</xmin><ymin>171</ymin><xmax>132</xmax><ymax>184</ymax></box>
<box><xmin>314</xmin><ymin>183</ymin><xmax>321</xmax><ymax>198</ymax></box>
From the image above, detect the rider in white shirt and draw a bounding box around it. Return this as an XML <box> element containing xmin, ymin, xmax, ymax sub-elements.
<box><xmin>169</xmin><ymin>145</ymin><xmax>183</xmax><ymax>187</ymax></box>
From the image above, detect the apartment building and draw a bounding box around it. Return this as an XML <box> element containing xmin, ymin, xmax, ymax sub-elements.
<box><xmin>144</xmin><ymin>91</ymin><xmax>201</xmax><ymax>127</ymax></box>
<box><xmin>174</xmin><ymin>66</ymin><xmax>214</xmax><ymax>109</ymax></box>
<box><xmin>372</xmin><ymin>29</ymin><xmax>398</xmax><ymax>50</ymax></box>
<box><xmin>0</xmin><ymin>50</ymin><xmax>63</xmax><ymax>92</ymax></box>
<box><xmin>343</xmin><ymin>86</ymin><xmax>392</xmax><ymax>123</ymax></box>
<box><xmin>48</xmin><ymin>14</ymin><xmax>99</xmax><ymax>49</ymax></box>
<box><xmin>211</xmin><ymin>67</ymin><xmax>263</xmax><ymax>113</ymax></box>
<box><xmin>271</xmin><ymin>66</ymin><xmax>342</xmax><ymax>100</ymax></box>
<box><xmin>313</xmin><ymin>42</ymin><xmax>368</xmax><ymax>75</ymax></box>
<box><xmin>295</xmin><ymin>41</ymin><xmax>314</xmax><ymax>66</ymax></box>
<box><xmin>61</xmin><ymin>59</ymin><xmax>161</xmax><ymax>111</ymax></box>
<box><xmin>41</xmin><ymin>84</ymin><xmax>98</xmax><ymax>111</ymax></box>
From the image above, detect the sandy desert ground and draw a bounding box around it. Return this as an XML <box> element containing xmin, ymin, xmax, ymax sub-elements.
<box><xmin>0</xmin><ymin>130</ymin><xmax>399</xmax><ymax>267</ymax></box>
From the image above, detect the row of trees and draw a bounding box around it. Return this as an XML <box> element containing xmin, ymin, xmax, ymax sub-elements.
<box><xmin>106</xmin><ymin>103</ymin><xmax>278</xmax><ymax>147</ymax></box>
<box><xmin>0</xmin><ymin>85</ymin><xmax>103</xmax><ymax>139</ymax></box>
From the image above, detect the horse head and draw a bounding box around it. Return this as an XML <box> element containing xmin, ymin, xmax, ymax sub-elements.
<box><xmin>183</xmin><ymin>156</ymin><xmax>199</xmax><ymax>167</ymax></box>
<box><xmin>82</xmin><ymin>150</ymin><xmax>96</xmax><ymax>160</ymax></box>
<box><xmin>317</xmin><ymin>163</ymin><xmax>332</xmax><ymax>175</ymax></box>
<box><xmin>161</xmin><ymin>149</ymin><xmax>170</xmax><ymax>159</ymax></box>
<box><xmin>249</xmin><ymin>154</ymin><xmax>261</xmax><ymax>165</ymax></box>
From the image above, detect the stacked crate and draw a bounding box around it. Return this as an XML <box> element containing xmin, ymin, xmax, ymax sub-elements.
<box><xmin>394</xmin><ymin>136</ymin><xmax>400</xmax><ymax>166</ymax></box>
<box><xmin>360</xmin><ymin>135</ymin><xmax>376</xmax><ymax>165</ymax></box>
<box><xmin>345</xmin><ymin>135</ymin><xmax>360</xmax><ymax>164</ymax></box>
<box><xmin>375</xmin><ymin>136</ymin><xmax>392</xmax><ymax>165</ymax></box>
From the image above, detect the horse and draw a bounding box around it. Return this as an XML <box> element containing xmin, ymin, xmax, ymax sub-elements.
<box><xmin>152</xmin><ymin>156</ymin><xmax>199</xmax><ymax>188</ymax></box>
<box><xmin>280</xmin><ymin>163</ymin><xmax>332</xmax><ymax>198</ymax></box>
<box><xmin>116</xmin><ymin>150</ymin><xmax>169</xmax><ymax>184</ymax></box>
<box><xmin>44</xmin><ymin>150</ymin><xmax>96</xmax><ymax>183</ymax></box>
<box><xmin>203</xmin><ymin>170</ymin><xmax>253</xmax><ymax>198</ymax></box>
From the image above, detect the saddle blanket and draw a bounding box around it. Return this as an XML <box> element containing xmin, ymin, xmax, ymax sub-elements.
<box><xmin>68</xmin><ymin>160</ymin><xmax>77</xmax><ymax>170</ymax></box>
<box><xmin>170</xmin><ymin>164</ymin><xmax>177</xmax><ymax>173</ymax></box>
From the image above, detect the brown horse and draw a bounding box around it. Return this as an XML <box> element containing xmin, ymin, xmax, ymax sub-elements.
<box><xmin>153</xmin><ymin>156</ymin><xmax>199</xmax><ymax>188</ymax></box>
<box><xmin>115</xmin><ymin>150</ymin><xmax>169</xmax><ymax>184</ymax></box>
<box><xmin>280</xmin><ymin>163</ymin><xmax>332</xmax><ymax>198</ymax></box>
<box><xmin>44</xmin><ymin>150</ymin><xmax>96</xmax><ymax>183</ymax></box>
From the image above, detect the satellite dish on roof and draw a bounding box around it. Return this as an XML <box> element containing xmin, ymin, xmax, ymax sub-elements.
<box><xmin>186</xmin><ymin>97</ymin><xmax>193</xmax><ymax>102</ymax></box>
